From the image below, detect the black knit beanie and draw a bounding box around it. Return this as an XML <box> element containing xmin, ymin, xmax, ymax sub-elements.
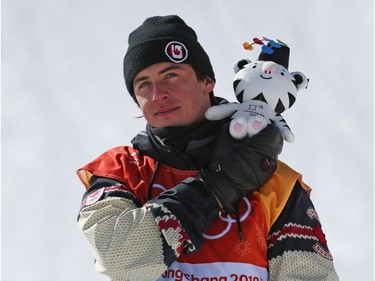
<box><xmin>123</xmin><ymin>15</ymin><xmax>215</xmax><ymax>102</ymax></box>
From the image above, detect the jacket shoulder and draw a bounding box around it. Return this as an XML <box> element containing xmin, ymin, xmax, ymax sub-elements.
<box><xmin>76</xmin><ymin>146</ymin><xmax>156</xmax><ymax>189</ymax></box>
<box><xmin>253</xmin><ymin>161</ymin><xmax>311</xmax><ymax>228</ymax></box>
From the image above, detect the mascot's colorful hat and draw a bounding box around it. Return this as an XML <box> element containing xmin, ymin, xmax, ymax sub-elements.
<box><xmin>258</xmin><ymin>41</ymin><xmax>290</xmax><ymax>69</ymax></box>
<box><xmin>123</xmin><ymin>15</ymin><xmax>215</xmax><ymax>102</ymax></box>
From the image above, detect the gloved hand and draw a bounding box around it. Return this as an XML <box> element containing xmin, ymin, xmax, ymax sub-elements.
<box><xmin>198</xmin><ymin>123</ymin><xmax>283</xmax><ymax>214</ymax></box>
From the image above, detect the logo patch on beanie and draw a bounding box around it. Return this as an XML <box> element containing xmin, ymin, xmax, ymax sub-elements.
<box><xmin>165</xmin><ymin>41</ymin><xmax>188</xmax><ymax>63</ymax></box>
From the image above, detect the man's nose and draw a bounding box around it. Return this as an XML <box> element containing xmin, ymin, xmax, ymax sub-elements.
<box><xmin>152</xmin><ymin>82</ymin><xmax>169</xmax><ymax>101</ymax></box>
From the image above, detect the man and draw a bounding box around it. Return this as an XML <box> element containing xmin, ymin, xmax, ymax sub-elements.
<box><xmin>77</xmin><ymin>15</ymin><xmax>339</xmax><ymax>281</ymax></box>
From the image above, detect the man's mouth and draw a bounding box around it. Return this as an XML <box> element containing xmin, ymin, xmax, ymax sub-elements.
<box><xmin>155</xmin><ymin>106</ymin><xmax>180</xmax><ymax>116</ymax></box>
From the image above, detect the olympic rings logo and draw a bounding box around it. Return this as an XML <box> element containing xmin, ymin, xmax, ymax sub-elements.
<box><xmin>152</xmin><ymin>184</ymin><xmax>252</xmax><ymax>240</ymax></box>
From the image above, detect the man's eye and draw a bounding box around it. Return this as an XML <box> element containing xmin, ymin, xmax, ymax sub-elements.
<box><xmin>138</xmin><ymin>81</ymin><xmax>150</xmax><ymax>89</ymax></box>
<box><xmin>166</xmin><ymin>73</ymin><xmax>177</xmax><ymax>79</ymax></box>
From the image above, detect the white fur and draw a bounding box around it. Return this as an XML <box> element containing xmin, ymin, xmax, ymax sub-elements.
<box><xmin>205</xmin><ymin>59</ymin><xmax>308</xmax><ymax>142</ymax></box>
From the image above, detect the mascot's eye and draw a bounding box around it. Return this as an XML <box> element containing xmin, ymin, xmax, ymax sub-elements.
<box><xmin>281</xmin><ymin>72</ymin><xmax>285</xmax><ymax>76</ymax></box>
<box><xmin>252</xmin><ymin>65</ymin><xmax>257</xmax><ymax>69</ymax></box>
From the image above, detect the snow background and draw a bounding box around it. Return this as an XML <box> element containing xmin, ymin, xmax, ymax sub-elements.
<box><xmin>2</xmin><ymin>0</ymin><xmax>373</xmax><ymax>280</ymax></box>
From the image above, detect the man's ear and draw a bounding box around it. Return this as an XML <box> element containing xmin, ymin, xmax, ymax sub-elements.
<box><xmin>203</xmin><ymin>76</ymin><xmax>215</xmax><ymax>93</ymax></box>
<box><xmin>204</xmin><ymin>76</ymin><xmax>214</xmax><ymax>85</ymax></box>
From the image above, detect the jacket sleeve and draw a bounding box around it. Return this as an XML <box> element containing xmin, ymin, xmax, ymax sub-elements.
<box><xmin>267</xmin><ymin>181</ymin><xmax>339</xmax><ymax>281</ymax></box>
<box><xmin>77</xmin><ymin>176</ymin><xmax>218</xmax><ymax>281</ymax></box>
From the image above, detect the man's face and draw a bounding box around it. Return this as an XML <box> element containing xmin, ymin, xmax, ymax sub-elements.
<box><xmin>133</xmin><ymin>62</ymin><xmax>214</xmax><ymax>128</ymax></box>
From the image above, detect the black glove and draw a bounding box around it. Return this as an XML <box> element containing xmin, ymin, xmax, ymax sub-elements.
<box><xmin>198</xmin><ymin>123</ymin><xmax>283</xmax><ymax>214</ymax></box>
<box><xmin>147</xmin><ymin>177</ymin><xmax>219</xmax><ymax>254</ymax></box>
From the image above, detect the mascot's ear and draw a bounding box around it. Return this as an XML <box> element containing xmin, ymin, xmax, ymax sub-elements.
<box><xmin>233</xmin><ymin>59</ymin><xmax>252</xmax><ymax>73</ymax></box>
<box><xmin>291</xmin><ymin>71</ymin><xmax>309</xmax><ymax>91</ymax></box>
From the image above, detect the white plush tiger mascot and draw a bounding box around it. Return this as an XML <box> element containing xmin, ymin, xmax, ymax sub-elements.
<box><xmin>206</xmin><ymin>42</ymin><xmax>308</xmax><ymax>142</ymax></box>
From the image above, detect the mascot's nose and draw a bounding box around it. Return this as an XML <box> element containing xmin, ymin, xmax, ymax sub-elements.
<box><xmin>262</xmin><ymin>61</ymin><xmax>277</xmax><ymax>75</ymax></box>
